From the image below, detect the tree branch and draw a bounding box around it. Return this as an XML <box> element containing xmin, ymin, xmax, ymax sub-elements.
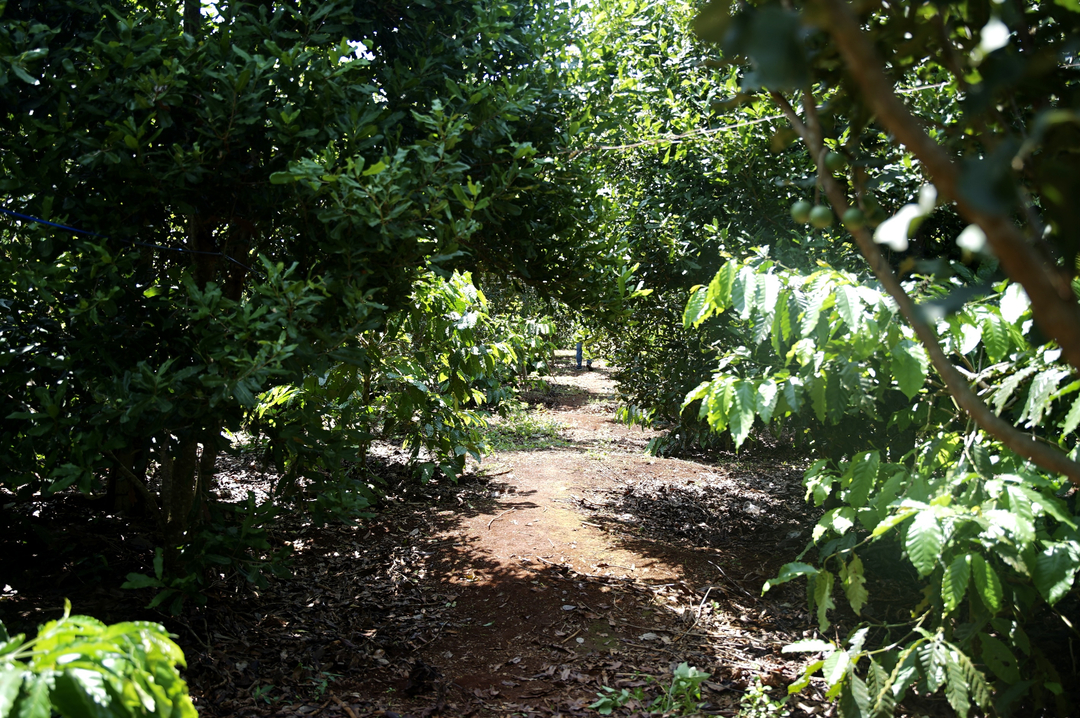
<box><xmin>770</xmin><ymin>90</ymin><xmax>1080</xmax><ymax>485</ymax></box>
<box><xmin>814</xmin><ymin>0</ymin><xmax>1080</xmax><ymax>376</ymax></box>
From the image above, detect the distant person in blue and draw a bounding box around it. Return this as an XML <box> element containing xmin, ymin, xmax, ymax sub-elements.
<box><xmin>575</xmin><ymin>341</ymin><xmax>592</xmax><ymax>370</ymax></box>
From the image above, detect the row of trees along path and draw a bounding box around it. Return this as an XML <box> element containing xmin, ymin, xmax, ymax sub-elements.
<box><xmin>180</xmin><ymin>357</ymin><xmax>872</xmax><ymax>717</ymax></box>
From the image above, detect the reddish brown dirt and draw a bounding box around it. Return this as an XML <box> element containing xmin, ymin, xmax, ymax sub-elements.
<box><xmin>233</xmin><ymin>362</ymin><xmax>829</xmax><ymax>717</ymax></box>
<box><xmin>0</xmin><ymin>359</ymin><xmax>837</xmax><ymax>718</ymax></box>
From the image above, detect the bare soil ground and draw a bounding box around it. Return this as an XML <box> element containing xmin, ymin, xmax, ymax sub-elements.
<box><xmin>178</xmin><ymin>361</ymin><xmax>833</xmax><ymax>717</ymax></box>
<box><xmin>0</xmin><ymin>359</ymin><xmax>846</xmax><ymax>717</ymax></box>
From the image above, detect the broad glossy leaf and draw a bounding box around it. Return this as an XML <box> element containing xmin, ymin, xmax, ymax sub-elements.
<box><xmin>978</xmin><ymin>633</ymin><xmax>1021</xmax><ymax>684</ymax></box>
<box><xmin>999</xmin><ymin>283</ymin><xmax>1030</xmax><ymax>324</ymax></box>
<box><xmin>733</xmin><ymin>267</ymin><xmax>757</xmax><ymax>320</ymax></box>
<box><xmin>762</xmin><ymin>562</ymin><xmax>818</xmax><ymax>593</ymax></box>
<box><xmin>891</xmin><ymin>339</ymin><xmax>929</xmax><ymax>399</ymax></box>
<box><xmin>1031</xmin><ymin>545</ymin><xmax>1077</xmax><ymax>605</ymax></box>
<box><xmin>919</xmin><ymin>640</ymin><xmax>949</xmax><ymax>693</ymax></box>
<box><xmin>18</xmin><ymin>674</ymin><xmax>51</xmax><ymax>718</ymax></box>
<box><xmin>682</xmin><ymin>286</ymin><xmax>709</xmax><ymax>329</ymax></box>
<box><xmin>756</xmin><ymin>378</ymin><xmax>778</xmax><ymax>423</ymax></box>
<box><xmin>1062</xmin><ymin>394</ymin><xmax>1080</xmax><ymax>436</ymax></box>
<box><xmin>725</xmin><ymin>7</ymin><xmax>809</xmax><ymax>91</ymax></box>
<box><xmin>729</xmin><ymin>380</ymin><xmax>756</xmax><ymax>449</ymax></box>
<box><xmin>971</xmin><ymin>555</ymin><xmax>1003</xmax><ymax>613</ymax></box>
<box><xmin>846</xmin><ymin>451</ymin><xmax>879</xmax><ymax>509</ymax></box>
<box><xmin>821</xmin><ymin>642</ymin><xmax>848</xmax><ymax>695</ymax></box>
<box><xmin>801</xmin><ymin>289</ymin><xmax>827</xmax><ymax>338</ymax></box>
<box><xmin>834</xmin><ymin>284</ymin><xmax>863</xmax><ymax>332</ymax></box>
<box><xmin>840</xmin><ymin>554</ymin><xmax>868</xmax><ymax>615</ymax></box>
<box><xmin>905</xmin><ymin>510</ymin><xmax>943</xmax><ymax>576</ymax></box>
<box><xmin>0</xmin><ymin>667</ymin><xmax>22</xmax><ymax>717</ymax></box>
<box><xmin>787</xmin><ymin>659</ymin><xmax>825</xmax><ymax>695</ymax></box>
<box><xmin>942</xmin><ymin>554</ymin><xmax>971</xmax><ymax>615</ymax></box>
<box><xmin>815</xmin><ymin>569</ymin><xmax>836</xmax><ymax>633</ymax></box>
<box><xmin>1020</xmin><ymin>368</ymin><xmax>1069</xmax><ymax>428</ymax></box>
<box><xmin>981</xmin><ymin>315</ymin><xmax>1010</xmax><ymax>361</ymax></box>
<box><xmin>943</xmin><ymin>649</ymin><xmax>971</xmax><ymax>718</ymax></box>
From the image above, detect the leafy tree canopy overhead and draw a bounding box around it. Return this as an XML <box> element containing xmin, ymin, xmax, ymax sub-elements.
<box><xmin>0</xmin><ymin>0</ymin><xmax>622</xmax><ymax>564</ymax></box>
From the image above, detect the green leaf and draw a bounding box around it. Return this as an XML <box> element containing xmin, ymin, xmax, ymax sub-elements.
<box><xmin>729</xmin><ymin>380</ymin><xmax>755</xmax><ymax>448</ymax></box>
<box><xmin>17</xmin><ymin>673</ymin><xmax>50</xmax><ymax>718</ymax></box>
<box><xmin>954</xmin><ymin>647</ymin><xmax>992</xmax><ymax>709</ymax></box>
<box><xmin>891</xmin><ymin>339</ymin><xmax>929</xmax><ymax>399</ymax></box>
<box><xmin>814</xmin><ymin>569</ymin><xmax>836</xmax><ymax>633</ymax></box>
<box><xmin>944</xmin><ymin>649</ymin><xmax>971</xmax><ymax>718</ymax></box>
<box><xmin>683</xmin><ymin>286</ymin><xmax>709</xmax><ymax>328</ymax></box>
<box><xmin>846</xmin><ymin>451</ymin><xmax>879</xmax><ymax>509</ymax></box>
<box><xmin>1031</xmin><ymin>544</ymin><xmax>1077</xmax><ymax>605</ymax></box>
<box><xmin>712</xmin><ymin>261</ymin><xmax>737</xmax><ymax>312</ymax></box>
<box><xmin>978</xmin><ymin>633</ymin><xmax>1021</xmax><ymax>684</ymax></box>
<box><xmin>919</xmin><ymin>640</ymin><xmax>949</xmax><ymax>693</ymax></box>
<box><xmin>970</xmin><ymin>555</ymin><xmax>1002</xmax><ymax>613</ymax></box>
<box><xmin>777</xmin><ymin>290</ymin><xmax>794</xmax><ymax>341</ymax></box>
<box><xmin>733</xmin><ymin>268</ymin><xmax>757</xmax><ymax>320</ymax></box>
<box><xmin>821</xmin><ymin>644</ymin><xmax>848</xmax><ymax>696</ymax></box>
<box><xmin>1061</xmin><ymin>394</ymin><xmax>1080</xmax><ymax>436</ymax></box>
<box><xmin>121</xmin><ymin>573</ymin><xmax>163</xmax><ymax>590</ymax></box>
<box><xmin>981</xmin><ymin>316</ymin><xmax>1010</xmax><ymax>361</ymax></box>
<box><xmin>840</xmin><ymin>554</ymin><xmax>868</xmax><ymax>615</ymax></box>
<box><xmin>871</xmin><ymin>509</ymin><xmax>917</xmax><ymax>537</ymax></box>
<box><xmin>942</xmin><ymin>554</ymin><xmax>971</xmax><ymax>615</ymax></box>
<box><xmin>11</xmin><ymin>64</ymin><xmax>39</xmax><ymax>85</ymax></box>
<box><xmin>756</xmin><ymin>378</ymin><xmax>778</xmax><ymax>423</ymax></box>
<box><xmin>0</xmin><ymin>667</ymin><xmax>22</xmax><ymax>717</ymax></box>
<box><xmin>781</xmin><ymin>377</ymin><xmax>803</xmax><ymax>414</ymax></box>
<box><xmin>991</xmin><ymin>366</ymin><xmax>1037</xmax><ymax>414</ymax></box>
<box><xmin>1020</xmin><ymin>368</ymin><xmax>1070</xmax><ymax>428</ymax></box>
<box><xmin>724</xmin><ymin>6</ymin><xmax>809</xmax><ymax>91</ymax></box>
<box><xmin>268</xmin><ymin>171</ymin><xmax>296</xmax><ymax>184</ymax></box>
<box><xmin>683</xmin><ymin>381</ymin><xmax>710</xmax><ymax>409</ymax></box>
<box><xmin>809</xmin><ymin>374</ymin><xmax>827</xmax><ymax>422</ymax></box>
<box><xmin>51</xmin><ymin>668</ymin><xmax>111</xmax><ymax>718</ymax></box>
<box><xmin>763</xmin><ymin>562</ymin><xmax>818</xmax><ymax>593</ymax></box>
<box><xmin>233</xmin><ymin>382</ymin><xmax>257</xmax><ymax>407</ymax></box>
<box><xmin>843</xmin><ymin>673</ymin><xmax>871</xmax><ymax>715</ymax></box>
<box><xmin>835</xmin><ymin>285</ymin><xmax>863</xmax><ymax>332</ymax></box>
<box><xmin>801</xmin><ymin>289</ymin><xmax>827</xmax><ymax>338</ymax></box>
<box><xmin>362</xmin><ymin>160</ymin><xmax>388</xmax><ymax>176</ymax></box>
<box><xmin>905</xmin><ymin>510</ymin><xmax>944</xmax><ymax>577</ymax></box>
<box><xmin>867</xmin><ymin>658</ymin><xmax>896</xmax><ymax>716</ymax></box>
<box><xmin>999</xmin><ymin>283</ymin><xmax>1030</xmax><ymax>324</ymax></box>
<box><xmin>787</xmin><ymin>659</ymin><xmax>824</xmax><ymax>695</ymax></box>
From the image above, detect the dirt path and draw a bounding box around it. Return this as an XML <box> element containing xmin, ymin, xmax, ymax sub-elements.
<box><xmin>181</xmin><ymin>362</ymin><xmax>829</xmax><ymax>717</ymax></box>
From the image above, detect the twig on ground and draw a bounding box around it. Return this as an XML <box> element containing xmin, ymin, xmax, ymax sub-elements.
<box><xmin>708</xmin><ymin>560</ymin><xmax>756</xmax><ymax>600</ymax></box>
<box><xmin>330</xmin><ymin>696</ymin><xmax>358</xmax><ymax>718</ymax></box>
<box><xmin>487</xmin><ymin>508</ymin><xmax>516</xmax><ymax>530</ymax></box>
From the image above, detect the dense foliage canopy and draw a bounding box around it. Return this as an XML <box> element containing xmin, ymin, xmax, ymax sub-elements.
<box><xmin>5</xmin><ymin>0</ymin><xmax>1080</xmax><ymax>714</ymax></box>
<box><xmin>680</xmin><ymin>0</ymin><xmax>1080</xmax><ymax>714</ymax></box>
<box><xmin>0</xmin><ymin>0</ymin><xmax>623</xmax><ymax>575</ymax></box>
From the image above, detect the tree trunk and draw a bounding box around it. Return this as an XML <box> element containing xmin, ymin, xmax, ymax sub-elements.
<box><xmin>161</xmin><ymin>434</ymin><xmax>200</xmax><ymax>573</ymax></box>
<box><xmin>107</xmin><ymin>448</ymin><xmax>144</xmax><ymax>514</ymax></box>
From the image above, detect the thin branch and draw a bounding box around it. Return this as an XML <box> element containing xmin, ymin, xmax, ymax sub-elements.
<box><xmin>770</xmin><ymin>90</ymin><xmax>1080</xmax><ymax>485</ymax></box>
<box><xmin>815</xmin><ymin>0</ymin><xmax>1080</xmax><ymax>376</ymax></box>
